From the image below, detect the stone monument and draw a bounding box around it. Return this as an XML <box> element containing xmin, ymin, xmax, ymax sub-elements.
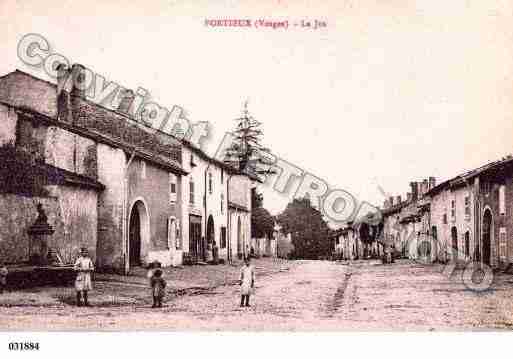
<box><xmin>28</xmin><ymin>203</ymin><xmax>54</xmax><ymax>265</ymax></box>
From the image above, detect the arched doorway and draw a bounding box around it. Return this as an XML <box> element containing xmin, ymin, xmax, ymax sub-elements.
<box><xmin>431</xmin><ymin>226</ymin><xmax>438</xmax><ymax>261</ymax></box>
<box><xmin>207</xmin><ymin>215</ymin><xmax>214</xmax><ymax>261</ymax></box>
<box><xmin>482</xmin><ymin>209</ymin><xmax>492</xmax><ymax>265</ymax></box>
<box><xmin>451</xmin><ymin>227</ymin><xmax>458</xmax><ymax>261</ymax></box>
<box><xmin>129</xmin><ymin>200</ymin><xmax>150</xmax><ymax>267</ymax></box>
<box><xmin>359</xmin><ymin>223</ymin><xmax>370</xmax><ymax>258</ymax></box>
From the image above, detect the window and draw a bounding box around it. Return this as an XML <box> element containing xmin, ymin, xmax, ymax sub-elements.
<box><xmin>483</xmin><ymin>181</ymin><xmax>490</xmax><ymax>196</ymax></box>
<box><xmin>189</xmin><ymin>179</ymin><xmax>194</xmax><ymax>204</ymax></box>
<box><xmin>499</xmin><ymin>185</ymin><xmax>506</xmax><ymax>215</ymax></box>
<box><xmin>464</xmin><ymin>196</ymin><xmax>470</xmax><ymax>217</ymax></box>
<box><xmin>169</xmin><ymin>173</ymin><xmax>177</xmax><ymax>203</ymax></box>
<box><xmin>451</xmin><ymin>200</ymin><xmax>455</xmax><ymax>219</ymax></box>
<box><xmin>220</xmin><ymin>227</ymin><xmax>227</xmax><ymax>249</ymax></box>
<box><xmin>221</xmin><ymin>169</ymin><xmax>224</xmax><ymax>184</ymax></box>
<box><xmin>221</xmin><ymin>193</ymin><xmax>224</xmax><ymax>214</ymax></box>
<box><xmin>499</xmin><ymin>227</ymin><xmax>507</xmax><ymax>261</ymax></box>
<box><xmin>190</xmin><ymin>154</ymin><xmax>197</xmax><ymax>167</ymax></box>
<box><xmin>208</xmin><ymin>172</ymin><xmax>213</xmax><ymax>194</ymax></box>
<box><xmin>443</xmin><ymin>213</ymin><xmax>447</xmax><ymax>224</ymax></box>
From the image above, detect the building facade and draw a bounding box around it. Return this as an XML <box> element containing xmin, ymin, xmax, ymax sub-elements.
<box><xmin>381</xmin><ymin>178</ymin><xmax>436</xmax><ymax>260</ymax></box>
<box><xmin>426</xmin><ymin>157</ymin><xmax>513</xmax><ymax>269</ymax></box>
<box><xmin>0</xmin><ymin>65</ymin><xmax>254</xmax><ymax>272</ymax></box>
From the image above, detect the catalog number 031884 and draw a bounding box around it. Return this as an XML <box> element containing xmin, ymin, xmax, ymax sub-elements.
<box><xmin>8</xmin><ymin>342</ymin><xmax>40</xmax><ymax>351</ymax></box>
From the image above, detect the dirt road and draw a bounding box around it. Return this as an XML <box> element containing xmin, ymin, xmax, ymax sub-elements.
<box><xmin>1</xmin><ymin>260</ymin><xmax>512</xmax><ymax>330</ymax></box>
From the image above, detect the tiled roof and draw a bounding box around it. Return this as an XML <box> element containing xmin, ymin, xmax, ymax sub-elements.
<box><xmin>425</xmin><ymin>156</ymin><xmax>513</xmax><ymax>196</ymax></box>
<box><xmin>0</xmin><ymin>70</ymin><xmax>186</xmax><ymax>175</ymax></box>
<box><xmin>39</xmin><ymin>162</ymin><xmax>105</xmax><ymax>190</ymax></box>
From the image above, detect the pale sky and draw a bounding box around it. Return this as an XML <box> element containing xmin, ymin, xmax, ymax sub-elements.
<box><xmin>2</xmin><ymin>0</ymin><xmax>513</xmax><ymax>216</ymax></box>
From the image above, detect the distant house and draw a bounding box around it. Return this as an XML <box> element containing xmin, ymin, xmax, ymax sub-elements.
<box><xmin>381</xmin><ymin>178</ymin><xmax>436</xmax><ymax>260</ymax></box>
<box><xmin>332</xmin><ymin>224</ymin><xmax>357</xmax><ymax>260</ymax></box>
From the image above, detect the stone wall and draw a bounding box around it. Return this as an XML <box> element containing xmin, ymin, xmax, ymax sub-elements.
<box><xmin>96</xmin><ymin>144</ymin><xmax>125</xmax><ymax>270</ymax></box>
<box><xmin>0</xmin><ymin>103</ymin><xmax>18</xmax><ymax>145</ymax></box>
<box><xmin>0</xmin><ymin>71</ymin><xmax>57</xmax><ymax>118</ymax></box>
<box><xmin>229</xmin><ymin>174</ymin><xmax>251</xmax><ymax>209</ymax></box>
<box><xmin>477</xmin><ymin>174</ymin><xmax>513</xmax><ymax>268</ymax></box>
<box><xmin>126</xmin><ymin>157</ymin><xmax>182</xmax><ymax>266</ymax></box>
<box><xmin>0</xmin><ymin>189</ymin><xmax>97</xmax><ymax>265</ymax></box>
<box><xmin>180</xmin><ymin>146</ymin><xmax>230</xmax><ymax>262</ymax></box>
<box><xmin>430</xmin><ymin>185</ymin><xmax>475</xmax><ymax>262</ymax></box>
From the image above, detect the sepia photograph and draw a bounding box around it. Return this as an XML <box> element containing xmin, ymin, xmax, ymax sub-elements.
<box><xmin>0</xmin><ymin>0</ymin><xmax>513</xmax><ymax>357</ymax></box>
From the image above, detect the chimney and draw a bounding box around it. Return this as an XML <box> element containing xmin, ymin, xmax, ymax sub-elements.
<box><xmin>70</xmin><ymin>63</ymin><xmax>89</xmax><ymax>98</ymax></box>
<box><xmin>383</xmin><ymin>199</ymin><xmax>389</xmax><ymax>209</ymax></box>
<box><xmin>117</xmin><ymin>89</ymin><xmax>135</xmax><ymax>114</ymax></box>
<box><xmin>396</xmin><ymin>195</ymin><xmax>401</xmax><ymax>205</ymax></box>
<box><xmin>406</xmin><ymin>192</ymin><xmax>412</xmax><ymax>202</ymax></box>
<box><xmin>429</xmin><ymin>176</ymin><xmax>436</xmax><ymax>190</ymax></box>
<box><xmin>56</xmin><ymin>63</ymin><xmax>72</xmax><ymax>123</ymax></box>
<box><xmin>422</xmin><ymin>179</ymin><xmax>428</xmax><ymax>196</ymax></box>
<box><xmin>410</xmin><ymin>182</ymin><xmax>419</xmax><ymax>201</ymax></box>
<box><xmin>56</xmin><ymin>63</ymin><xmax>71</xmax><ymax>96</ymax></box>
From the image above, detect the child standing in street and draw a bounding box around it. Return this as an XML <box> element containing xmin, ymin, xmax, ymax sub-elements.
<box><xmin>0</xmin><ymin>263</ymin><xmax>8</xmax><ymax>294</ymax></box>
<box><xmin>74</xmin><ymin>248</ymin><xmax>94</xmax><ymax>307</ymax></box>
<box><xmin>239</xmin><ymin>258</ymin><xmax>255</xmax><ymax>307</ymax></box>
<box><xmin>150</xmin><ymin>269</ymin><xmax>166</xmax><ymax>308</ymax></box>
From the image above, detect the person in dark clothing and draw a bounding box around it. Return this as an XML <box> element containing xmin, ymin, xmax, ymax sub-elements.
<box><xmin>150</xmin><ymin>269</ymin><xmax>167</xmax><ymax>308</ymax></box>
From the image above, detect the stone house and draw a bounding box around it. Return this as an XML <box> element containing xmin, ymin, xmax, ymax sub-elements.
<box><xmin>228</xmin><ymin>174</ymin><xmax>252</xmax><ymax>260</ymax></box>
<box><xmin>180</xmin><ymin>142</ymin><xmax>248</xmax><ymax>264</ymax></box>
<box><xmin>333</xmin><ymin>224</ymin><xmax>358</xmax><ymax>260</ymax></box>
<box><xmin>426</xmin><ymin>156</ymin><xmax>513</xmax><ymax>269</ymax></box>
<box><xmin>0</xmin><ymin>66</ymin><xmax>187</xmax><ymax>273</ymax></box>
<box><xmin>381</xmin><ymin>178</ymin><xmax>436</xmax><ymax>260</ymax></box>
<box><xmin>0</xmin><ymin>64</ymin><xmax>255</xmax><ymax>272</ymax></box>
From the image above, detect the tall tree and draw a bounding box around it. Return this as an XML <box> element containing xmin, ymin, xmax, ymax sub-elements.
<box><xmin>251</xmin><ymin>188</ymin><xmax>274</xmax><ymax>238</ymax></box>
<box><xmin>277</xmin><ymin>198</ymin><xmax>332</xmax><ymax>259</ymax></box>
<box><xmin>223</xmin><ymin>102</ymin><xmax>276</xmax><ymax>181</ymax></box>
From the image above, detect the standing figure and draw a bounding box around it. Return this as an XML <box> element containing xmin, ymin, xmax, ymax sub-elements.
<box><xmin>150</xmin><ymin>269</ymin><xmax>167</xmax><ymax>308</ymax></box>
<box><xmin>239</xmin><ymin>258</ymin><xmax>255</xmax><ymax>307</ymax></box>
<box><xmin>74</xmin><ymin>248</ymin><xmax>94</xmax><ymax>307</ymax></box>
<box><xmin>0</xmin><ymin>263</ymin><xmax>8</xmax><ymax>294</ymax></box>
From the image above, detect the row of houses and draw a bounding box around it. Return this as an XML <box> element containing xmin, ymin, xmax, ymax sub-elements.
<box><xmin>0</xmin><ymin>64</ymin><xmax>262</xmax><ymax>273</ymax></box>
<box><xmin>380</xmin><ymin>157</ymin><xmax>513</xmax><ymax>269</ymax></box>
<box><xmin>332</xmin><ymin>219</ymin><xmax>383</xmax><ymax>260</ymax></box>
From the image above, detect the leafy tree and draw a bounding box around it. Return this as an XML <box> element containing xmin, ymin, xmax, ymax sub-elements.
<box><xmin>223</xmin><ymin>102</ymin><xmax>276</xmax><ymax>181</ymax></box>
<box><xmin>252</xmin><ymin>206</ymin><xmax>275</xmax><ymax>239</ymax></box>
<box><xmin>277</xmin><ymin>197</ymin><xmax>332</xmax><ymax>259</ymax></box>
<box><xmin>251</xmin><ymin>188</ymin><xmax>275</xmax><ymax>238</ymax></box>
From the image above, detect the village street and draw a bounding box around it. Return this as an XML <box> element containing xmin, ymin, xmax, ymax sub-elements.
<box><xmin>1</xmin><ymin>259</ymin><xmax>513</xmax><ymax>331</ymax></box>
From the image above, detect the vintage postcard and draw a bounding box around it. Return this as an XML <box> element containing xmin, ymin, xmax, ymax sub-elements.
<box><xmin>0</xmin><ymin>0</ymin><xmax>512</xmax><ymax>355</ymax></box>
